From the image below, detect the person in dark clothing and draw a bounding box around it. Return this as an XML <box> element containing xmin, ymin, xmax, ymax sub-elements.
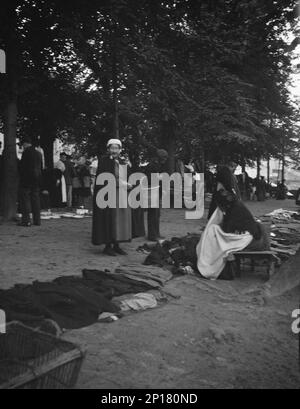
<box><xmin>60</xmin><ymin>153</ymin><xmax>75</xmax><ymax>208</ymax></box>
<box><xmin>216</xmin><ymin>188</ymin><xmax>270</xmax><ymax>250</ymax></box>
<box><xmin>144</xmin><ymin>149</ymin><xmax>169</xmax><ymax>241</ymax></box>
<box><xmin>75</xmin><ymin>156</ymin><xmax>91</xmax><ymax>208</ymax></box>
<box><xmin>18</xmin><ymin>137</ymin><xmax>43</xmax><ymax>226</ymax></box>
<box><xmin>256</xmin><ymin>176</ymin><xmax>266</xmax><ymax>201</ymax></box>
<box><xmin>208</xmin><ymin>162</ymin><xmax>241</xmax><ymax>219</ymax></box>
<box><xmin>216</xmin><ymin>189</ymin><xmax>261</xmax><ymax>239</ymax></box>
<box><xmin>276</xmin><ymin>180</ymin><xmax>287</xmax><ymax>200</ymax></box>
<box><xmin>130</xmin><ymin>162</ymin><xmax>146</xmax><ymax>238</ymax></box>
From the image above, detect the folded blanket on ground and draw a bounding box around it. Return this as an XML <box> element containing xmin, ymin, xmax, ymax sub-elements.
<box><xmin>113</xmin><ymin>263</ymin><xmax>173</xmax><ymax>286</ymax></box>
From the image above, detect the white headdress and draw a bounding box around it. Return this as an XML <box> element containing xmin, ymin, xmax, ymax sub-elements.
<box><xmin>107</xmin><ymin>139</ymin><xmax>122</xmax><ymax>148</ymax></box>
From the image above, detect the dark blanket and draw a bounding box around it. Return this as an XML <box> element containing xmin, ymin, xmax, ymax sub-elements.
<box><xmin>0</xmin><ymin>281</ymin><xmax>119</xmax><ymax>330</ymax></box>
<box><xmin>0</xmin><ymin>268</ymin><xmax>158</xmax><ymax>330</ymax></box>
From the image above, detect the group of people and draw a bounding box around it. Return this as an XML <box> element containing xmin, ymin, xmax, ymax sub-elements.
<box><xmin>13</xmin><ymin>137</ymin><xmax>93</xmax><ymax>227</ymax></box>
<box><xmin>2</xmin><ymin>136</ymin><xmax>290</xmax><ymax>280</ymax></box>
<box><xmin>50</xmin><ymin>153</ymin><xmax>92</xmax><ymax>209</ymax></box>
<box><xmin>92</xmin><ymin>139</ymin><xmax>169</xmax><ymax>256</ymax></box>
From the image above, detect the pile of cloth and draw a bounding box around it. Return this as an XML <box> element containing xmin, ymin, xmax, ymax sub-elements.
<box><xmin>40</xmin><ymin>209</ymin><xmax>92</xmax><ymax>220</ymax></box>
<box><xmin>138</xmin><ymin>234</ymin><xmax>201</xmax><ymax>274</ymax></box>
<box><xmin>270</xmin><ymin>227</ymin><xmax>300</xmax><ymax>260</ymax></box>
<box><xmin>262</xmin><ymin>208</ymin><xmax>300</xmax><ymax>223</ymax></box>
<box><xmin>0</xmin><ymin>265</ymin><xmax>173</xmax><ymax>332</ymax></box>
<box><xmin>259</xmin><ymin>208</ymin><xmax>300</xmax><ymax>261</ymax></box>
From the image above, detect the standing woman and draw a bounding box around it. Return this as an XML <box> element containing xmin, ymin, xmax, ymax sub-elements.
<box><xmin>76</xmin><ymin>156</ymin><xmax>91</xmax><ymax>209</ymax></box>
<box><xmin>92</xmin><ymin>139</ymin><xmax>132</xmax><ymax>256</ymax></box>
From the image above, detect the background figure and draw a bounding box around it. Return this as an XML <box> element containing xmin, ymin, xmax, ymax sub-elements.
<box><xmin>208</xmin><ymin>161</ymin><xmax>241</xmax><ymax>219</ymax></box>
<box><xmin>144</xmin><ymin>148</ymin><xmax>169</xmax><ymax>241</ymax></box>
<box><xmin>60</xmin><ymin>152</ymin><xmax>75</xmax><ymax>208</ymax></box>
<box><xmin>130</xmin><ymin>162</ymin><xmax>145</xmax><ymax>239</ymax></box>
<box><xmin>35</xmin><ymin>138</ymin><xmax>45</xmax><ymax>170</ymax></box>
<box><xmin>53</xmin><ymin>160</ymin><xmax>66</xmax><ymax>207</ymax></box>
<box><xmin>75</xmin><ymin>156</ymin><xmax>91</xmax><ymax>208</ymax></box>
<box><xmin>238</xmin><ymin>171</ymin><xmax>250</xmax><ymax>201</ymax></box>
<box><xmin>256</xmin><ymin>176</ymin><xmax>266</xmax><ymax>201</ymax></box>
<box><xmin>18</xmin><ymin>137</ymin><xmax>42</xmax><ymax>226</ymax></box>
<box><xmin>276</xmin><ymin>179</ymin><xmax>287</xmax><ymax>200</ymax></box>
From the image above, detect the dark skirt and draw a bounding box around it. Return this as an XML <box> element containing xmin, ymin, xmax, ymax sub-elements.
<box><xmin>132</xmin><ymin>207</ymin><xmax>145</xmax><ymax>238</ymax></box>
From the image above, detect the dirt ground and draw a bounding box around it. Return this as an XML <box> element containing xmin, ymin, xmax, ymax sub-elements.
<box><xmin>1</xmin><ymin>199</ymin><xmax>300</xmax><ymax>389</ymax></box>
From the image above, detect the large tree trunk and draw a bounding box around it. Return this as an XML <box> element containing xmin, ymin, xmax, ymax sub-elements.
<box><xmin>41</xmin><ymin>133</ymin><xmax>54</xmax><ymax>169</ymax></box>
<box><xmin>256</xmin><ymin>156</ymin><xmax>261</xmax><ymax>179</ymax></box>
<box><xmin>2</xmin><ymin>1</ymin><xmax>18</xmax><ymax>221</ymax></box>
<box><xmin>2</xmin><ymin>100</ymin><xmax>18</xmax><ymax>220</ymax></box>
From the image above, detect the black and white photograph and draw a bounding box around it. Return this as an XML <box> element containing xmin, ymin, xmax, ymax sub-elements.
<box><xmin>0</xmin><ymin>0</ymin><xmax>300</xmax><ymax>392</ymax></box>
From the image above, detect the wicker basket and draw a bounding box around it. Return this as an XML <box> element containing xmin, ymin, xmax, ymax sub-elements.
<box><xmin>0</xmin><ymin>322</ymin><xmax>85</xmax><ymax>389</ymax></box>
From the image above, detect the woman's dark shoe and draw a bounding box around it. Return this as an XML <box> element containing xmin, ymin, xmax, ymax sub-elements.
<box><xmin>103</xmin><ymin>246</ymin><xmax>117</xmax><ymax>256</ymax></box>
<box><xmin>113</xmin><ymin>245</ymin><xmax>127</xmax><ymax>255</ymax></box>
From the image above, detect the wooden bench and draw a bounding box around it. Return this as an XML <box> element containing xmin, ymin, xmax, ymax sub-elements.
<box><xmin>232</xmin><ymin>251</ymin><xmax>278</xmax><ymax>277</ymax></box>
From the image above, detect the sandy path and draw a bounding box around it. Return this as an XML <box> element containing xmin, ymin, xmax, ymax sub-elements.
<box><xmin>0</xmin><ymin>199</ymin><xmax>299</xmax><ymax>388</ymax></box>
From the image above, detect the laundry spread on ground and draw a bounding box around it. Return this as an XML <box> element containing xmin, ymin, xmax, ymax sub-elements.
<box><xmin>0</xmin><ymin>266</ymin><xmax>174</xmax><ymax>332</ymax></box>
<box><xmin>39</xmin><ymin>209</ymin><xmax>92</xmax><ymax>220</ymax></box>
<box><xmin>1</xmin><ymin>207</ymin><xmax>299</xmax><ymax>338</ymax></box>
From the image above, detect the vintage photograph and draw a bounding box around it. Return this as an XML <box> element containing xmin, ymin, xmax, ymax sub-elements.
<box><xmin>0</xmin><ymin>0</ymin><xmax>300</xmax><ymax>391</ymax></box>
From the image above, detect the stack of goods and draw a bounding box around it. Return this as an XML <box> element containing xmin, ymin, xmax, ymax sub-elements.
<box><xmin>261</xmin><ymin>209</ymin><xmax>300</xmax><ymax>223</ymax></box>
<box><xmin>40</xmin><ymin>208</ymin><xmax>92</xmax><ymax>220</ymax></box>
<box><xmin>259</xmin><ymin>208</ymin><xmax>300</xmax><ymax>262</ymax></box>
<box><xmin>138</xmin><ymin>234</ymin><xmax>201</xmax><ymax>275</ymax></box>
<box><xmin>270</xmin><ymin>227</ymin><xmax>300</xmax><ymax>261</ymax></box>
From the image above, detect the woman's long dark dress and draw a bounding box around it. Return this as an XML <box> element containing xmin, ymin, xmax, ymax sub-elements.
<box><xmin>92</xmin><ymin>155</ymin><xmax>132</xmax><ymax>245</ymax></box>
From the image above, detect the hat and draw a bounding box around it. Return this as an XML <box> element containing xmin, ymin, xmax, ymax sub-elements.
<box><xmin>157</xmin><ymin>149</ymin><xmax>168</xmax><ymax>159</ymax></box>
<box><xmin>107</xmin><ymin>139</ymin><xmax>122</xmax><ymax>148</ymax></box>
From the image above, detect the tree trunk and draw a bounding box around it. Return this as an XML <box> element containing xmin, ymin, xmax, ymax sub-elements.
<box><xmin>2</xmin><ymin>1</ymin><xmax>18</xmax><ymax>221</ymax></box>
<box><xmin>2</xmin><ymin>101</ymin><xmax>18</xmax><ymax>220</ymax></box>
<box><xmin>281</xmin><ymin>142</ymin><xmax>285</xmax><ymax>183</ymax></box>
<box><xmin>111</xmin><ymin>15</ymin><xmax>119</xmax><ymax>140</ymax></box>
<box><xmin>256</xmin><ymin>157</ymin><xmax>261</xmax><ymax>179</ymax></box>
<box><xmin>41</xmin><ymin>136</ymin><xmax>54</xmax><ymax>169</ymax></box>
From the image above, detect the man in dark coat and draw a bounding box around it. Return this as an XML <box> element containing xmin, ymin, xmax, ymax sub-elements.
<box><xmin>19</xmin><ymin>137</ymin><xmax>43</xmax><ymax>226</ymax></box>
<box><xmin>144</xmin><ymin>149</ymin><xmax>169</xmax><ymax>241</ymax></box>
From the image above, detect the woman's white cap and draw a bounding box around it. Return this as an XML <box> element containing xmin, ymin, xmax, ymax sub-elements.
<box><xmin>107</xmin><ymin>139</ymin><xmax>122</xmax><ymax>148</ymax></box>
